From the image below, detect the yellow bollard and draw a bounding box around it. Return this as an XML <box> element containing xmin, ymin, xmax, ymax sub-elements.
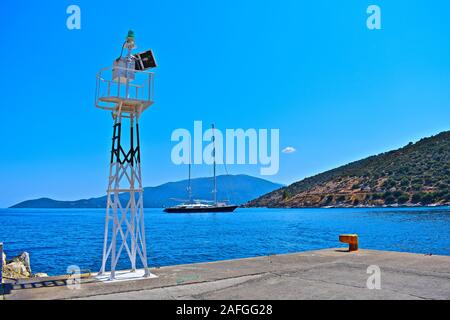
<box><xmin>339</xmin><ymin>234</ymin><xmax>358</xmax><ymax>252</ymax></box>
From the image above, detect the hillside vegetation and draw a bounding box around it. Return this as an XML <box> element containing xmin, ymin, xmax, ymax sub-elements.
<box><xmin>247</xmin><ymin>131</ymin><xmax>450</xmax><ymax>208</ymax></box>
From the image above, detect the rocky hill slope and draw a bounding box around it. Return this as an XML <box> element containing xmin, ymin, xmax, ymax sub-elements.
<box><xmin>247</xmin><ymin>131</ymin><xmax>450</xmax><ymax>208</ymax></box>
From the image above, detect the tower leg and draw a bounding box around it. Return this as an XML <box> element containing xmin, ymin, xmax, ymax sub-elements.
<box><xmin>99</xmin><ymin>162</ymin><xmax>115</xmax><ymax>275</ymax></box>
<box><xmin>137</xmin><ymin>162</ymin><xmax>150</xmax><ymax>277</ymax></box>
<box><xmin>130</xmin><ymin>114</ymin><xmax>137</xmax><ymax>272</ymax></box>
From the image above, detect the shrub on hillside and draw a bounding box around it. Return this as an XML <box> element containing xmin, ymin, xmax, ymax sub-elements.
<box><xmin>384</xmin><ymin>195</ymin><xmax>396</xmax><ymax>205</ymax></box>
<box><xmin>411</xmin><ymin>193</ymin><xmax>423</xmax><ymax>204</ymax></box>
<box><xmin>421</xmin><ymin>193</ymin><xmax>435</xmax><ymax>205</ymax></box>
<box><xmin>398</xmin><ymin>194</ymin><xmax>410</xmax><ymax>204</ymax></box>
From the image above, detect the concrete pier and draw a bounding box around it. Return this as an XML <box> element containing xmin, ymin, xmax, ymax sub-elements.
<box><xmin>2</xmin><ymin>249</ymin><xmax>450</xmax><ymax>300</ymax></box>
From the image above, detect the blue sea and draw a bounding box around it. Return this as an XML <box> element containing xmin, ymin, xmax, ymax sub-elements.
<box><xmin>0</xmin><ymin>207</ymin><xmax>449</xmax><ymax>276</ymax></box>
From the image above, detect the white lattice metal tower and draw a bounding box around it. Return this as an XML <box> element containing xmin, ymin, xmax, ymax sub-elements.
<box><xmin>95</xmin><ymin>31</ymin><xmax>157</xmax><ymax>279</ymax></box>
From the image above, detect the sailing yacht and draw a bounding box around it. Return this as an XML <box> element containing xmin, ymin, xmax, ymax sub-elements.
<box><xmin>163</xmin><ymin>201</ymin><xmax>238</xmax><ymax>213</ymax></box>
<box><xmin>164</xmin><ymin>124</ymin><xmax>238</xmax><ymax>213</ymax></box>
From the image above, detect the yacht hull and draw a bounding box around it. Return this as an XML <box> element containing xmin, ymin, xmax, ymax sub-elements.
<box><xmin>164</xmin><ymin>205</ymin><xmax>238</xmax><ymax>213</ymax></box>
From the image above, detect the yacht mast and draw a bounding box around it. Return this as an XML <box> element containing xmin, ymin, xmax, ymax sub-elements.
<box><xmin>188</xmin><ymin>138</ymin><xmax>192</xmax><ymax>202</ymax></box>
<box><xmin>212</xmin><ymin>124</ymin><xmax>217</xmax><ymax>205</ymax></box>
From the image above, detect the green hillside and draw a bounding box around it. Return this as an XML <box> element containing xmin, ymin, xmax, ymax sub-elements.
<box><xmin>247</xmin><ymin>131</ymin><xmax>450</xmax><ymax>208</ymax></box>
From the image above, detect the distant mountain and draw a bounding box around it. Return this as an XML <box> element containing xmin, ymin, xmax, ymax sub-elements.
<box><xmin>247</xmin><ymin>131</ymin><xmax>450</xmax><ymax>208</ymax></box>
<box><xmin>11</xmin><ymin>175</ymin><xmax>283</xmax><ymax>208</ymax></box>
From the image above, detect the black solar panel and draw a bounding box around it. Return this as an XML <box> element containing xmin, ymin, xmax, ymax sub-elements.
<box><xmin>135</xmin><ymin>49</ymin><xmax>157</xmax><ymax>70</ymax></box>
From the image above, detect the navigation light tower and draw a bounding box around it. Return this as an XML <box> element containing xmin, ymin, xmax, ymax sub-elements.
<box><xmin>95</xmin><ymin>31</ymin><xmax>157</xmax><ymax>280</ymax></box>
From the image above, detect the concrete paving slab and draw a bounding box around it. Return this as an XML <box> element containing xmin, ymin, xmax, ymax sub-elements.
<box><xmin>94</xmin><ymin>269</ymin><xmax>158</xmax><ymax>283</ymax></box>
<box><xmin>3</xmin><ymin>249</ymin><xmax>450</xmax><ymax>300</ymax></box>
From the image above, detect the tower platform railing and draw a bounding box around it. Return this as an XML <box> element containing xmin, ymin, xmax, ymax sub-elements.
<box><xmin>95</xmin><ymin>66</ymin><xmax>155</xmax><ymax>113</ymax></box>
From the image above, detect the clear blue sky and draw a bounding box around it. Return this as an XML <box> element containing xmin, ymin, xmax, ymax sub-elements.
<box><xmin>1</xmin><ymin>0</ymin><xmax>449</xmax><ymax>207</ymax></box>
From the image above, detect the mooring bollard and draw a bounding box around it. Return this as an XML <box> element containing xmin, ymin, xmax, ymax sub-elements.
<box><xmin>339</xmin><ymin>234</ymin><xmax>358</xmax><ymax>252</ymax></box>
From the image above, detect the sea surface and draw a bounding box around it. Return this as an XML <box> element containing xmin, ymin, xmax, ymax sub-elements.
<box><xmin>0</xmin><ymin>207</ymin><xmax>449</xmax><ymax>276</ymax></box>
